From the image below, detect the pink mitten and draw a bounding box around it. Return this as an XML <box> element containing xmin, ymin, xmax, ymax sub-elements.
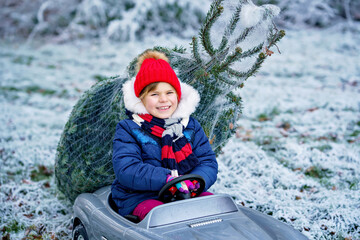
<box><xmin>166</xmin><ymin>175</ymin><xmax>189</xmax><ymax>193</ymax></box>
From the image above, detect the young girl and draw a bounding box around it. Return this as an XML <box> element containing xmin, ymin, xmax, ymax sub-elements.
<box><xmin>111</xmin><ymin>50</ymin><xmax>218</xmax><ymax>221</ymax></box>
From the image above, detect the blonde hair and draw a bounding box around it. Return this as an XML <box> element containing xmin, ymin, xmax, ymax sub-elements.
<box><xmin>139</xmin><ymin>82</ymin><xmax>160</xmax><ymax>100</ymax></box>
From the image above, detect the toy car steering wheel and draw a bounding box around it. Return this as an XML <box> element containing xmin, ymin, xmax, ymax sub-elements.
<box><xmin>158</xmin><ymin>174</ymin><xmax>205</xmax><ymax>202</ymax></box>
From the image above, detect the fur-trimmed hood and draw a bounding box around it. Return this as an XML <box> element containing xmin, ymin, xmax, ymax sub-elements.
<box><xmin>122</xmin><ymin>78</ymin><xmax>200</xmax><ymax>119</ymax></box>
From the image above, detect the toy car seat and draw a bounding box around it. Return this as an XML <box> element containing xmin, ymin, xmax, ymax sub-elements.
<box><xmin>108</xmin><ymin>193</ymin><xmax>140</xmax><ymax>223</ymax></box>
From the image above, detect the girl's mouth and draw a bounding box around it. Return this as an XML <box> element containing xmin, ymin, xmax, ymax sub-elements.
<box><xmin>157</xmin><ymin>106</ymin><xmax>171</xmax><ymax>110</ymax></box>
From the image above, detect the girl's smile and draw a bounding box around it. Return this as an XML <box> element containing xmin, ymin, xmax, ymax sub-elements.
<box><xmin>142</xmin><ymin>82</ymin><xmax>178</xmax><ymax>119</ymax></box>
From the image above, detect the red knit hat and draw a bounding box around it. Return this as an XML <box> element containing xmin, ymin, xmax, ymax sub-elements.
<box><xmin>134</xmin><ymin>51</ymin><xmax>181</xmax><ymax>100</ymax></box>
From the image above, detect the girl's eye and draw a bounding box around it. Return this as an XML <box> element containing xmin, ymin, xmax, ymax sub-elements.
<box><xmin>167</xmin><ymin>91</ymin><xmax>174</xmax><ymax>95</ymax></box>
<box><xmin>150</xmin><ymin>93</ymin><xmax>158</xmax><ymax>96</ymax></box>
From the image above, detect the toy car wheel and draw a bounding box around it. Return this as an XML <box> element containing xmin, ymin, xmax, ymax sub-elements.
<box><xmin>72</xmin><ymin>223</ymin><xmax>89</xmax><ymax>240</ymax></box>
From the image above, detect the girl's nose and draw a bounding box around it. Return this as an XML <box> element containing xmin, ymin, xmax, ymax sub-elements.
<box><xmin>159</xmin><ymin>94</ymin><xmax>167</xmax><ymax>102</ymax></box>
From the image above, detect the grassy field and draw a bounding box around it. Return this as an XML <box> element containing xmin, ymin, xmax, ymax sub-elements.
<box><xmin>1</xmin><ymin>26</ymin><xmax>359</xmax><ymax>239</ymax></box>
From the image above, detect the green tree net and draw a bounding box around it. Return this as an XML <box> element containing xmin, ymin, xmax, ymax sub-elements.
<box><xmin>55</xmin><ymin>0</ymin><xmax>285</xmax><ymax>202</ymax></box>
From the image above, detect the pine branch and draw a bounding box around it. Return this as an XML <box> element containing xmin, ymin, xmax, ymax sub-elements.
<box><xmin>268</xmin><ymin>28</ymin><xmax>285</xmax><ymax>50</ymax></box>
<box><xmin>234</xmin><ymin>27</ymin><xmax>253</xmax><ymax>45</ymax></box>
<box><xmin>153</xmin><ymin>46</ymin><xmax>171</xmax><ymax>54</ymax></box>
<box><xmin>199</xmin><ymin>0</ymin><xmax>224</xmax><ymax>56</ymax></box>
<box><xmin>248</xmin><ymin>52</ymin><xmax>266</xmax><ymax>76</ymax></box>
<box><xmin>241</xmin><ymin>43</ymin><xmax>263</xmax><ymax>58</ymax></box>
<box><xmin>219</xmin><ymin>42</ymin><xmax>262</xmax><ymax>71</ymax></box>
<box><xmin>218</xmin><ymin>74</ymin><xmax>237</xmax><ymax>86</ymax></box>
<box><xmin>227</xmin><ymin>51</ymin><xmax>266</xmax><ymax>83</ymax></box>
<box><xmin>219</xmin><ymin>47</ymin><xmax>242</xmax><ymax>70</ymax></box>
<box><xmin>191</xmin><ymin>36</ymin><xmax>203</xmax><ymax>65</ymax></box>
<box><xmin>217</xmin><ymin>4</ymin><xmax>242</xmax><ymax>53</ymax></box>
<box><xmin>226</xmin><ymin>92</ymin><xmax>242</xmax><ymax>107</ymax></box>
<box><xmin>227</xmin><ymin>67</ymin><xmax>247</xmax><ymax>79</ymax></box>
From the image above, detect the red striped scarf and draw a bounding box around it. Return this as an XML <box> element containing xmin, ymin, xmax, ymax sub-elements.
<box><xmin>128</xmin><ymin>111</ymin><xmax>200</xmax><ymax>174</ymax></box>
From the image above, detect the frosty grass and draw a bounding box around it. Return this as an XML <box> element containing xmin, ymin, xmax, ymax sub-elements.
<box><xmin>1</xmin><ymin>27</ymin><xmax>359</xmax><ymax>239</ymax></box>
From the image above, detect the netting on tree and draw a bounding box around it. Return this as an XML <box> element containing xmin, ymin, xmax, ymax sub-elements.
<box><xmin>55</xmin><ymin>0</ymin><xmax>284</xmax><ymax>202</ymax></box>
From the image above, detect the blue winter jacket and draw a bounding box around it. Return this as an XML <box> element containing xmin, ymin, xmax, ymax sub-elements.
<box><xmin>111</xmin><ymin>117</ymin><xmax>218</xmax><ymax>216</ymax></box>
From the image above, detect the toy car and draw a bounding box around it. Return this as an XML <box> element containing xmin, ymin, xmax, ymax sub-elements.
<box><xmin>72</xmin><ymin>174</ymin><xmax>308</xmax><ymax>240</ymax></box>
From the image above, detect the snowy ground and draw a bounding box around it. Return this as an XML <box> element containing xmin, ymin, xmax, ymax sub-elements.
<box><xmin>1</xmin><ymin>26</ymin><xmax>359</xmax><ymax>239</ymax></box>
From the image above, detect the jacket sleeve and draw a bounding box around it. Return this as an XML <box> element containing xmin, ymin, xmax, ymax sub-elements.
<box><xmin>189</xmin><ymin>119</ymin><xmax>218</xmax><ymax>191</ymax></box>
<box><xmin>112</xmin><ymin>121</ymin><xmax>170</xmax><ymax>191</ymax></box>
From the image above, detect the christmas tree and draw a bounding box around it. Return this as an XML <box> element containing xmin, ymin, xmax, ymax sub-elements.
<box><xmin>55</xmin><ymin>0</ymin><xmax>284</xmax><ymax>202</ymax></box>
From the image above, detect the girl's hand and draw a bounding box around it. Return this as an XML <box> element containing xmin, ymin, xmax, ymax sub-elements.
<box><xmin>185</xmin><ymin>180</ymin><xmax>200</xmax><ymax>191</ymax></box>
<box><xmin>183</xmin><ymin>180</ymin><xmax>195</xmax><ymax>191</ymax></box>
<box><xmin>166</xmin><ymin>175</ymin><xmax>189</xmax><ymax>194</ymax></box>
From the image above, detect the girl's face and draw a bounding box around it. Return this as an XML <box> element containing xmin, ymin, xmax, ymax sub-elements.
<box><xmin>142</xmin><ymin>82</ymin><xmax>178</xmax><ymax>119</ymax></box>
